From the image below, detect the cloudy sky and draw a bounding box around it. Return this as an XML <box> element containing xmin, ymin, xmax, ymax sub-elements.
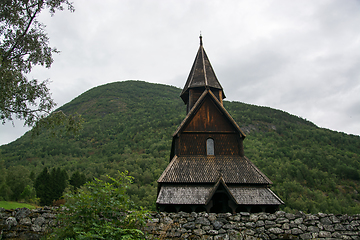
<box><xmin>1</xmin><ymin>0</ymin><xmax>360</xmax><ymax>145</ymax></box>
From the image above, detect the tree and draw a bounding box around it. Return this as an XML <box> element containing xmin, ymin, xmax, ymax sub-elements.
<box><xmin>69</xmin><ymin>170</ymin><xmax>87</xmax><ymax>190</ymax></box>
<box><xmin>0</xmin><ymin>0</ymin><xmax>81</xmax><ymax>135</ymax></box>
<box><xmin>34</xmin><ymin>167</ymin><xmax>51</xmax><ymax>205</ymax></box>
<box><xmin>0</xmin><ymin>161</ymin><xmax>12</xmax><ymax>201</ymax></box>
<box><xmin>50</xmin><ymin>172</ymin><xmax>148</xmax><ymax>239</ymax></box>
<box><xmin>6</xmin><ymin>166</ymin><xmax>31</xmax><ymax>201</ymax></box>
<box><xmin>34</xmin><ymin>167</ymin><xmax>67</xmax><ymax>205</ymax></box>
<box><xmin>50</xmin><ymin>167</ymin><xmax>68</xmax><ymax>200</ymax></box>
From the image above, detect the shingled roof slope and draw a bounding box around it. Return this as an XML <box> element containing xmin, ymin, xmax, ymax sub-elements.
<box><xmin>156</xmin><ymin>184</ymin><xmax>213</xmax><ymax>204</ymax></box>
<box><xmin>157</xmin><ymin>155</ymin><xmax>272</xmax><ymax>184</ymax></box>
<box><xmin>229</xmin><ymin>186</ymin><xmax>285</xmax><ymax>205</ymax></box>
<box><xmin>180</xmin><ymin>36</ymin><xmax>224</xmax><ymax>103</ymax></box>
<box><xmin>156</xmin><ymin>184</ymin><xmax>283</xmax><ymax>205</ymax></box>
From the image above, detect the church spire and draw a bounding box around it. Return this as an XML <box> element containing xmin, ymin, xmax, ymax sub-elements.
<box><xmin>180</xmin><ymin>36</ymin><xmax>225</xmax><ymax>112</ymax></box>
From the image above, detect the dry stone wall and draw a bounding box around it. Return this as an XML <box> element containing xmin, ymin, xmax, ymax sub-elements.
<box><xmin>1</xmin><ymin>207</ymin><xmax>360</xmax><ymax>239</ymax></box>
<box><xmin>0</xmin><ymin>207</ymin><xmax>56</xmax><ymax>239</ymax></box>
<box><xmin>146</xmin><ymin>211</ymin><xmax>360</xmax><ymax>239</ymax></box>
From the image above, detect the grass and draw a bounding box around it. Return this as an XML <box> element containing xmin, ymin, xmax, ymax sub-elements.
<box><xmin>0</xmin><ymin>201</ymin><xmax>37</xmax><ymax>210</ymax></box>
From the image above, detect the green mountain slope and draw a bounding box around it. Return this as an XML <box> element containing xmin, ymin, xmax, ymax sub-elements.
<box><xmin>1</xmin><ymin>80</ymin><xmax>360</xmax><ymax>213</ymax></box>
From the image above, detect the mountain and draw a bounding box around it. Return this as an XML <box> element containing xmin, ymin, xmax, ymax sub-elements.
<box><xmin>1</xmin><ymin>80</ymin><xmax>360</xmax><ymax>213</ymax></box>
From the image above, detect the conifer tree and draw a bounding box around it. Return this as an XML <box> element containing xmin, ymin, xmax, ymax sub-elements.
<box><xmin>35</xmin><ymin>167</ymin><xmax>68</xmax><ymax>205</ymax></box>
<box><xmin>69</xmin><ymin>171</ymin><xmax>87</xmax><ymax>191</ymax></box>
<box><xmin>35</xmin><ymin>167</ymin><xmax>51</xmax><ymax>205</ymax></box>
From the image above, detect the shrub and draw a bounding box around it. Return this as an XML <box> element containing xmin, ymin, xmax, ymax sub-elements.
<box><xmin>49</xmin><ymin>171</ymin><xmax>148</xmax><ymax>239</ymax></box>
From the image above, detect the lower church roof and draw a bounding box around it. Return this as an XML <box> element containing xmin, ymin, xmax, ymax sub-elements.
<box><xmin>157</xmin><ymin>185</ymin><xmax>212</xmax><ymax>205</ymax></box>
<box><xmin>157</xmin><ymin>155</ymin><xmax>272</xmax><ymax>184</ymax></box>
<box><xmin>156</xmin><ymin>185</ymin><xmax>283</xmax><ymax>205</ymax></box>
<box><xmin>228</xmin><ymin>186</ymin><xmax>284</xmax><ymax>205</ymax></box>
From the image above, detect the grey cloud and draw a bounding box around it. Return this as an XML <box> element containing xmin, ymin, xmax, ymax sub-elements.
<box><xmin>1</xmin><ymin>0</ymin><xmax>360</xmax><ymax>145</ymax></box>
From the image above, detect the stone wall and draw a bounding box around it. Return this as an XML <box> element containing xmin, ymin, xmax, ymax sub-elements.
<box><xmin>0</xmin><ymin>207</ymin><xmax>56</xmax><ymax>239</ymax></box>
<box><xmin>1</xmin><ymin>207</ymin><xmax>360</xmax><ymax>239</ymax></box>
<box><xmin>145</xmin><ymin>211</ymin><xmax>360</xmax><ymax>239</ymax></box>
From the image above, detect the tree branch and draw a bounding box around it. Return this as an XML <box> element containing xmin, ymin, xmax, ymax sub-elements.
<box><xmin>3</xmin><ymin>2</ymin><xmax>43</xmax><ymax>61</ymax></box>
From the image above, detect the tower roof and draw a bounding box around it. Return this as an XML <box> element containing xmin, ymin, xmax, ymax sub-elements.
<box><xmin>180</xmin><ymin>36</ymin><xmax>225</xmax><ymax>103</ymax></box>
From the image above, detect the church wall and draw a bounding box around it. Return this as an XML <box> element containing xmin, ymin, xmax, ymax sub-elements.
<box><xmin>210</xmin><ymin>88</ymin><xmax>223</xmax><ymax>104</ymax></box>
<box><xmin>184</xmin><ymin>97</ymin><xmax>235</xmax><ymax>133</ymax></box>
<box><xmin>188</xmin><ymin>89</ymin><xmax>203</xmax><ymax>112</ymax></box>
<box><xmin>179</xmin><ymin>133</ymin><xmax>241</xmax><ymax>156</ymax></box>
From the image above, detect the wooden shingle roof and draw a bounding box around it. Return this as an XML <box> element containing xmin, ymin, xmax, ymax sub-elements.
<box><xmin>156</xmin><ymin>184</ymin><xmax>213</xmax><ymax>205</ymax></box>
<box><xmin>156</xmin><ymin>184</ymin><xmax>284</xmax><ymax>205</ymax></box>
<box><xmin>180</xmin><ymin>36</ymin><xmax>225</xmax><ymax>104</ymax></box>
<box><xmin>229</xmin><ymin>186</ymin><xmax>284</xmax><ymax>205</ymax></box>
<box><xmin>157</xmin><ymin>155</ymin><xmax>272</xmax><ymax>185</ymax></box>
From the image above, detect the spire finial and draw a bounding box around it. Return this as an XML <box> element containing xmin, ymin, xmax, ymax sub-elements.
<box><xmin>199</xmin><ymin>32</ymin><xmax>203</xmax><ymax>46</ymax></box>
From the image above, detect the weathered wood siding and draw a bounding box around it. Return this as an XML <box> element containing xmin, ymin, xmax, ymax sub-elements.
<box><xmin>184</xmin><ymin>96</ymin><xmax>234</xmax><ymax>132</ymax></box>
<box><xmin>188</xmin><ymin>89</ymin><xmax>203</xmax><ymax>112</ymax></box>
<box><xmin>179</xmin><ymin>133</ymin><xmax>241</xmax><ymax>156</ymax></box>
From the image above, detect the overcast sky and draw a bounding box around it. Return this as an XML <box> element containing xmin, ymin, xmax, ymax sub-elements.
<box><xmin>1</xmin><ymin>0</ymin><xmax>360</xmax><ymax>145</ymax></box>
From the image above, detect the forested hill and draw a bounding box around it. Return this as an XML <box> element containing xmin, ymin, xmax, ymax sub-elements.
<box><xmin>1</xmin><ymin>80</ymin><xmax>360</xmax><ymax>213</ymax></box>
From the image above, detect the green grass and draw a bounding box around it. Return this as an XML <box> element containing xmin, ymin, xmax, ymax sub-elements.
<box><xmin>0</xmin><ymin>201</ymin><xmax>37</xmax><ymax>210</ymax></box>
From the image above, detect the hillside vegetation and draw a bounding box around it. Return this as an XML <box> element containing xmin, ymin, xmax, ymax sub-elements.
<box><xmin>0</xmin><ymin>81</ymin><xmax>359</xmax><ymax>213</ymax></box>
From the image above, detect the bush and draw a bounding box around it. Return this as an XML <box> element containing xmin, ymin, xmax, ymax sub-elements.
<box><xmin>49</xmin><ymin>171</ymin><xmax>148</xmax><ymax>239</ymax></box>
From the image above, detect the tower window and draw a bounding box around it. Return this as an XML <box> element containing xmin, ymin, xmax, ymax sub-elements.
<box><xmin>207</xmin><ymin>138</ymin><xmax>214</xmax><ymax>155</ymax></box>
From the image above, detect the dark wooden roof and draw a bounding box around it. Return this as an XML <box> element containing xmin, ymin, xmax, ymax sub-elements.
<box><xmin>156</xmin><ymin>184</ymin><xmax>283</xmax><ymax>205</ymax></box>
<box><xmin>173</xmin><ymin>89</ymin><xmax>246</xmax><ymax>138</ymax></box>
<box><xmin>157</xmin><ymin>155</ymin><xmax>272</xmax><ymax>184</ymax></box>
<box><xmin>228</xmin><ymin>186</ymin><xmax>284</xmax><ymax>205</ymax></box>
<box><xmin>180</xmin><ymin>36</ymin><xmax>225</xmax><ymax>104</ymax></box>
<box><xmin>156</xmin><ymin>184</ymin><xmax>213</xmax><ymax>205</ymax></box>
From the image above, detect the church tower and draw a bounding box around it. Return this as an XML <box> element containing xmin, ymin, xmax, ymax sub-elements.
<box><xmin>156</xmin><ymin>36</ymin><xmax>283</xmax><ymax>213</ymax></box>
<box><xmin>180</xmin><ymin>35</ymin><xmax>224</xmax><ymax>113</ymax></box>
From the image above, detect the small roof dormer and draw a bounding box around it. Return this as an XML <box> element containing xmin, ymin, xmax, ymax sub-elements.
<box><xmin>180</xmin><ymin>35</ymin><xmax>225</xmax><ymax>110</ymax></box>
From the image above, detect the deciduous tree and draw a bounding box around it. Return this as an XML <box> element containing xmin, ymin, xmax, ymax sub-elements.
<box><xmin>0</xmin><ymin>0</ymin><xmax>81</xmax><ymax>134</ymax></box>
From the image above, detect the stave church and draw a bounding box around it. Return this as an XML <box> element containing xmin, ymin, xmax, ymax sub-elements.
<box><xmin>156</xmin><ymin>36</ymin><xmax>284</xmax><ymax>213</ymax></box>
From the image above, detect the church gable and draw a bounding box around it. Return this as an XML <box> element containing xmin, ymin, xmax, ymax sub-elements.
<box><xmin>172</xmin><ymin>90</ymin><xmax>245</xmax><ymax>157</ymax></box>
<box><xmin>174</xmin><ymin>89</ymin><xmax>244</xmax><ymax>137</ymax></box>
<box><xmin>183</xmin><ymin>93</ymin><xmax>236</xmax><ymax>133</ymax></box>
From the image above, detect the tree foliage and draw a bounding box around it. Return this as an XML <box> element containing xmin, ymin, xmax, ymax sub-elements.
<box><xmin>0</xmin><ymin>162</ymin><xmax>35</xmax><ymax>202</ymax></box>
<box><xmin>50</xmin><ymin>172</ymin><xmax>148</xmax><ymax>240</ymax></box>
<box><xmin>0</xmin><ymin>0</ymin><xmax>82</xmax><ymax>134</ymax></box>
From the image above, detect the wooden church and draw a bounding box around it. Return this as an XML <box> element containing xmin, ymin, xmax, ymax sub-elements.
<box><xmin>156</xmin><ymin>36</ymin><xmax>284</xmax><ymax>213</ymax></box>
